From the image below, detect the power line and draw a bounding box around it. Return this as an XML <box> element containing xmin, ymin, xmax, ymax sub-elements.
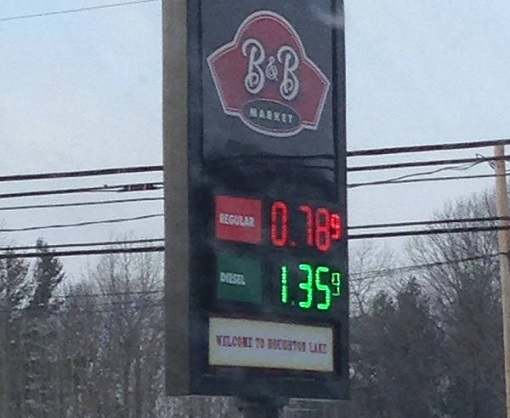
<box><xmin>380</xmin><ymin>159</ymin><xmax>485</xmax><ymax>181</ymax></box>
<box><xmin>0</xmin><ymin>171</ymin><xmax>497</xmax><ymax>205</ymax></box>
<box><xmin>0</xmin><ymin>166</ymin><xmax>162</xmax><ymax>183</ymax></box>
<box><xmin>349</xmin><ymin>224</ymin><xmax>505</xmax><ymax>240</ymax></box>
<box><xmin>0</xmin><ymin>224</ymin><xmax>507</xmax><ymax>258</ymax></box>
<box><xmin>195</xmin><ymin>155</ymin><xmax>507</xmax><ymax>173</ymax></box>
<box><xmin>71</xmin><ymin>298</ymin><xmax>163</xmax><ymax>307</ymax></box>
<box><xmin>15</xmin><ymin>254</ymin><xmax>503</xmax><ymax>303</ymax></box>
<box><xmin>78</xmin><ymin>303</ymin><xmax>164</xmax><ymax>314</ymax></box>
<box><xmin>0</xmin><ymin>172</ymin><xmax>492</xmax><ymax>201</ymax></box>
<box><xmin>0</xmin><ymin>140</ymin><xmax>505</xmax><ymax>185</ymax></box>
<box><xmin>0</xmin><ymin>246</ymin><xmax>164</xmax><ymax>259</ymax></box>
<box><xmin>54</xmin><ymin>289</ymin><xmax>163</xmax><ymax>299</ymax></box>
<box><xmin>347</xmin><ymin>138</ymin><xmax>510</xmax><ymax>157</ymax></box>
<box><xmin>349</xmin><ymin>158</ymin><xmax>483</xmax><ymax>187</ymax></box>
<box><xmin>350</xmin><ymin>253</ymin><xmax>499</xmax><ymax>278</ymax></box>
<box><xmin>0</xmin><ymin>214</ymin><xmax>163</xmax><ymax>233</ymax></box>
<box><xmin>348</xmin><ymin>158</ymin><xmax>492</xmax><ymax>188</ymax></box>
<box><xmin>349</xmin><ymin>171</ymin><xmax>506</xmax><ymax>189</ymax></box>
<box><xmin>0</xmin><ymin>182</ymin><xmax>162</xmax><ymax>200</ymax></box>
<box><xmin>1</xmin><ymin>303</ymin><xmax>164</xmax><ymax>314</ymax></box>
<box><xmin>28</xmin><ymin>254</ymin><xmax>506</xmax><ymax>302</ymax></box>
<box><xmin>0</xmin><ymin>238</ymin><xmax>164</xmax><ymax>252</ymax></box>
<box><xmin>0</xmin><ymin>197</ymin><xmax>163</xmax><ymax>212</ymax></box>
<box><xmin>0</xmin><ymin>168</ymin><xmax>499</xmax><ymax>203</ymax></box>
<box><xmin>348</xmin><ymin>155</ymin><xmax>509</xmax><ymax>173</ymax></box>
<box><xmin>0</xmin><ymin>0</ymin><xmax>160</xmax><ymax>23</ymax></box>
<box><xmin>0</xmin><ymin>212</ymin><xmax>505</xmax><ymax>238</ymax></box>
<box><xmin>57</xmin><ymin>254</ymin><xmax>497</xmax><ymax>292</ymax></box>
<box><xmin>0</xmin><ymin>140</ymin><xmax>506</xmax><ymax>188</ymax></box>
<box><xmin>70</xmin><ymin>304</ymin><xmax>163</xmax><ymax>313</ymax></box>
<box><xmin>349</xmin><ymin>216</ymin><xmax>504</xmax><ymax>231</ymax></box>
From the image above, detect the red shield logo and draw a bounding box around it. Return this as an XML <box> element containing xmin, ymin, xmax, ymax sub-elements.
<box><xmin>207</xmin><ymin>11</ymin><xmax>330</xmax><ymax>138</ymax></box>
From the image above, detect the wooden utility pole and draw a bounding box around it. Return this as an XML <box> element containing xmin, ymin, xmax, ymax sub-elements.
<box><xmin>0</xmin><ymin>309</ymin><xmax>8</xmax><ymax>418</ymax></box>
<box><xmin>494</xmin><ymin>144</ymin><xmax>510</xmax><ymax>418</ymax></box>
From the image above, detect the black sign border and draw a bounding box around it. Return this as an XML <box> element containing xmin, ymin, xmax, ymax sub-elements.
<box><xmin>186</xmin><ymin>0</ymin><xmax>348</xmax><ymax>400</ymax></box>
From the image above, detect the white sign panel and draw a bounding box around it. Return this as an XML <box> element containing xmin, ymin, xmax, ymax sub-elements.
<box><xmin>209</xmin><ymin>317</ymin><xmax>334</xmax><ymax>372</ymax></box>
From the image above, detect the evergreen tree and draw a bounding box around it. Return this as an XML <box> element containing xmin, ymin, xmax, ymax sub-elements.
<box><xmin>23</xmin><ymin>239</ymin><xmax>65</xmax><ymax>418</ymax></box>
<box><xmin>0</xmin><ymin>253</ymin><xmax>29</xmax><ymax>418</ymax></box>
<box><xmin>351</xmin><ymin>280</ymin><xmax>444</xmax><ymax>417</ymax></box>
<box><xmin>28</xmin><ymin>238</ymin><xmax>64</xmax><ymax>314</ymax></box>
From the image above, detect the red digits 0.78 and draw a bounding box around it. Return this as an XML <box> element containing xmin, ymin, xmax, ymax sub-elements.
<box><xmin>271</xmin><ymin>201</ymin><xmax>343</xmax><ymax>252</ymax></box>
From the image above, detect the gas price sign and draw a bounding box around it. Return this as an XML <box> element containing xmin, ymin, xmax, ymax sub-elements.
<box><xmin>164</xmin><ymin>0</ymin><xmax>347</xmax><ymax>402</ymax></box>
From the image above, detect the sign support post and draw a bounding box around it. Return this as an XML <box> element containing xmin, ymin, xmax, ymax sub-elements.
<box><xmin>163</xmin><ymin>0</ymin><xmax>191</xmax><ymax>395</ymax></box>
<box><xmin>236</xmin><ymin>398</ymin><xmax>284</xmax><ymax>418</ymax></box>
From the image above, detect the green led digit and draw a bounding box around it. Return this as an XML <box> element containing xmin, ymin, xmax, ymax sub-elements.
<box><xmin>280</xmin><ymin>265</ymin><xmax>289</xmax><ymax>304</ymax></box>
<box><xmin>315</xmin><ymin>266</ymin><xmax>331</xmax><ymax>311</ymax></box>
<box><xmin>332</xmin><ymin>272</ymin><xmax>342</xmax><ymax>296</ymax></box>
<box><xmin>298</xmin><ymin>263</ymin><xmax>313</xmax><ymax>309</ymax></box>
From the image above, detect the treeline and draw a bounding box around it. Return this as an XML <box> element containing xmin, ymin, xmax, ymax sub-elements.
<box><xmin>348</xmin><ymin>191</ymin><xmax>505</xmax><ymax>417</ymax></box>
<box><xmin>0</xmin><ymin>190</ymin><xmax>506</xmax><ymax>417</ymax></box>
<box><xmin>0</xmin><ymin>240</ymin><xmax>164</xmax><ymax>418</ymax></box>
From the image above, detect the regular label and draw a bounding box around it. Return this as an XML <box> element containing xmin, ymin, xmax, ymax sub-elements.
<box><xmin>215</xmin><ymin>195</ymin><xmax>262</xmax><ymax>244</ymax></box>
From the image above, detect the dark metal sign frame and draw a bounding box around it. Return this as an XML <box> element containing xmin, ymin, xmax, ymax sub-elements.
<box><xmin>164</xmin><ymin>0</ymin><xmax>348</xmax><ymax>400</ymax></box>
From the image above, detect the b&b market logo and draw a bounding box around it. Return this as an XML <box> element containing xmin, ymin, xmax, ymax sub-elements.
<box><xmin>207</xmin><ymin>11</ymin><xmax>330</xmax><ymax>138</ymax></box>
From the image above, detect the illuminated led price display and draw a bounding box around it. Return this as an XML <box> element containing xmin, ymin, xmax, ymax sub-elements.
<box><xmin>270</xmin><ymin>200</ymin><xmax>344</xmax><ymax>253</ymax></box>
<box><xmin>213</xmin><ymin>195</ymin><xmax>346</xmax><ymax>315</ymax></box>
<box><xmin>277</xmin><ymin>261</ymin><xmax>342</xmax><ymax>312</ymax></box>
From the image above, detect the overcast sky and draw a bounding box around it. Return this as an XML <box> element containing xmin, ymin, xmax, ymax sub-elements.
<box><xmin>1</xmin><ymin>0</ymin><xmax>510</xmax><ymax>278</ymax></box>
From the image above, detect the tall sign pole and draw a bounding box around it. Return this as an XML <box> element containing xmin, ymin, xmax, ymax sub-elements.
<box><xmin>163</xmin><ymin>0</ymin><xmax>348</xmax><ymax>406</ymax></box>
<box><xmin>495</xmin><ymin>145</ymin><xmax>510</xmax><ymax>418</ymax></box>
<box><xmin>163</xmin><ymin>0</ymin><xmax>190</xmax><ymax>394</ymax></box>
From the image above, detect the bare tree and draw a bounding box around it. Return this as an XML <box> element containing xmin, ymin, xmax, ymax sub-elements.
<box><xmin>349</xmin><ymin>242</ymin><xmax>395</xmax><ymax>316</ymax></box>
<box><xmin>407</xmin><ymin>190</ymin><xmax>505</xmax><ymax>417</ymax></box>
<box><xmin>58</xmin><ymin>247</ymin><xmax>165</xmax><ymax>417</ymax></box>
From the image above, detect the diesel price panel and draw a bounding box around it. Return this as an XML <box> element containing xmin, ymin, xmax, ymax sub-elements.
<box><xmin>213</xmin><ymin>194</ymin><xmax>346</xmax><ymax>316</ymax></box>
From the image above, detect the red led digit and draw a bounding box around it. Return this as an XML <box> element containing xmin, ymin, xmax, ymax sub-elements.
<box><xmin>271</xmin><ymin>201</ymin><xmax>289</xmax><ymax>247</ymax></box>
<box><xmin>331</xmin><ymin>213</ymin><xmax>343</xmax><ymax>240</ymax></box>
<box><xmin>315</xmin><ymin>208</ymin><xmax>331</xmax><ymax>252</ymax></box>
<box><xmin>299</xmin><ymin>205</ymin><xmax>314</xmax><ymax>246</ymax></box>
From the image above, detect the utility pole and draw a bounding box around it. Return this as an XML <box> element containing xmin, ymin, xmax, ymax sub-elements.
<box><xmin>0</xmin><ymin>308</ymin><xmax>8</xmax><ymax>418</ymax></box>
<box><xmin>494</xmin><ymin>144</ymin><xmax>510</xmax><ymax>418</ymax></box>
